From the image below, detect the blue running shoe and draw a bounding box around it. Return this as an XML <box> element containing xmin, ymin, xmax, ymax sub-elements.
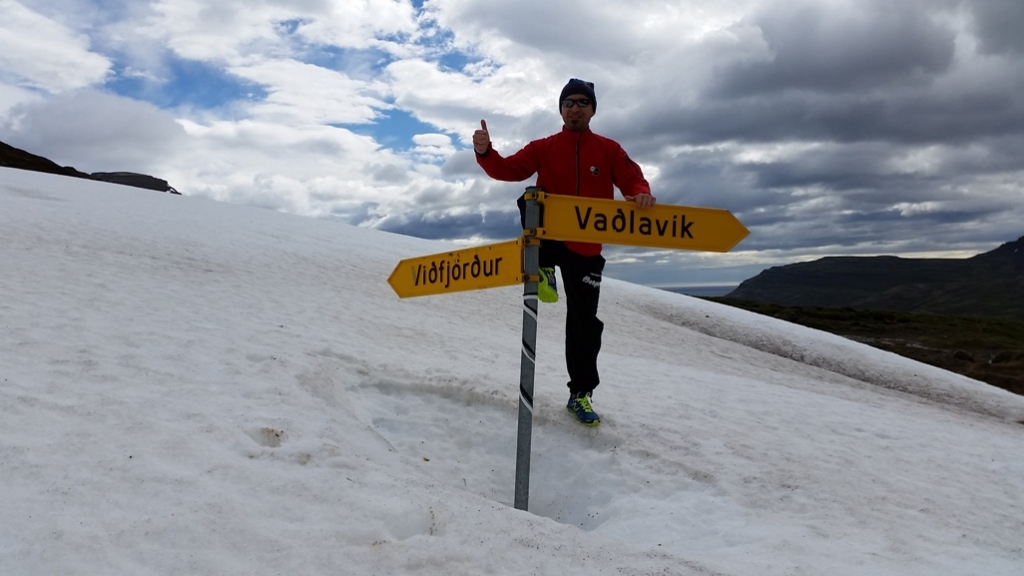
<box><xmin>538</xmin><ymin>267</ymin><xmax>559</xmax><ymax>303</ymax></box>
<box><xmin>567</xmin><ymin>391</ymin><xmax>600</xmax><ymax>426</ymax></box>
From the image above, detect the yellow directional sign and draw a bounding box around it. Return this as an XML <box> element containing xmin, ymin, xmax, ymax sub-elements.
<box><xmin>537</xmin><ymin>193</ymin><xmax>749</xmax><ymax>252</ymax></box>
<box><xmin>388</xmin><ymin>239</ymin><xmax>525</xmax><ymax>298</ymax></box>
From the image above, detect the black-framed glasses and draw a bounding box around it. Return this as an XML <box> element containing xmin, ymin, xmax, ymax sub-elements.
<box><xmin>561</xmin><ymin>98</ymin><xmax>592</xmax><ymax>108</ymax></box>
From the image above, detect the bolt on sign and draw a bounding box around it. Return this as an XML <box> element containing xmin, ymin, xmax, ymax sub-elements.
<box><xmin>387</xmin><ymin>238</ymin><xmax>526</xmax><ymax>298</ymax></box>
<box><xmin>537</xmin><ymin>193</ymin><xmax>749</xmax><ymax>252</ymax></box>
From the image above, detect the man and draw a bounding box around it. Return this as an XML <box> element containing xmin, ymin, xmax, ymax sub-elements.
<box><xmin>473</xmin><ymin>78</ymin><xmax>656</xmax><ymax>426</ymax></box>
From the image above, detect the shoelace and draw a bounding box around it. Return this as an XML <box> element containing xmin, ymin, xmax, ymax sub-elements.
<box><xmin>576</xmin><ymin>396</ymin><xmax>594</xmax><ymax>412</ymax></box>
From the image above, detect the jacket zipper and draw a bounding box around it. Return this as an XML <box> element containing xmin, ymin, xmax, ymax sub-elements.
<box><xmin>574</xmin><ymin>138</ymin><xmax>580</xmax><ymax>196</ymax></box>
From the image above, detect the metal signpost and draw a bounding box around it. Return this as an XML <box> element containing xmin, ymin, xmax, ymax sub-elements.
<box><xmin>387</xmin><ymin>187</ymin><xmax>749</xmax><ymax>511</ymax></box>
<box><xmin>514</xmin><ymin>188</ymin><xmax>542</xmax><ymax>510</ymax></box>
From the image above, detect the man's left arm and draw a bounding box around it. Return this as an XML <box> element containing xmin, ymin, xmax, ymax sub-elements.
<box><xmin>613</xmin><ymin>147</ymin><xmax>656</xmax><ymax>208</ymax></box>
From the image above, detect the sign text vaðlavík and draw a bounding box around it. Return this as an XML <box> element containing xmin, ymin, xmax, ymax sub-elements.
<box><xmin>538</xmin><ymin>193</ymin><xmax>749</xmax><ymax>253</ymax></box>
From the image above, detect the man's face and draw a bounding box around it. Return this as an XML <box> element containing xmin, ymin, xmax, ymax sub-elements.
<box><xmin>560</xmin><ymin>96</ymin><xmax>594</xmax><ymax>132</ymax></box>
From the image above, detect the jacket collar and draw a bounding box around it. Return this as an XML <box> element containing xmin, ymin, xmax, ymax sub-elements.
<box><xmin>560</xmin><ymin>126</ymin><xmax>593</xmax><ymax>139</ymax></box>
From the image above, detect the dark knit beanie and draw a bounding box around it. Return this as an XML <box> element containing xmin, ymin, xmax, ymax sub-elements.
<box><xmin>559</xmin><ymin>78</ymin><xmax>596</xmax><ymax>112</ymax></box>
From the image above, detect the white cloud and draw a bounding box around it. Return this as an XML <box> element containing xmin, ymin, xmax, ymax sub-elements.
<box><xmin>228</xmin><ymin>59</ymin><xmax>390</xmax><ymax>124</ymax></box>
<box><xmin>410</xmin><ymin>133</ymin><xmax>456</xmax><ymax>165</ymax></box>
<box><xmin>291</xmin><ymin>0</ymin><xmax>421</xmax><ymax>55</ymax></box>
<box><xmin>0</xmin><ymin>0</ymin><xmax>111</xmax><ymax>92</ymax></box>
<box><xmin>0</xmin><ymin>82</ymin><xmax>41</xmax><ymax>118</ymax></box>
<box><xmin>141</xmin><ymin>0</ymin><xmax>422</xmax><ymax>65</ymax></box>
<box><xmin>412</xmin><ymin>134</ymin><xmax>451</xmax><ymax>147</ymax></box>
<box><xmin>0</xmin><ymin>89</ymin><xmax>186</xmax><ymax>173</ymax></box>
<box><xmin>427</xmin><ymin>0</ymin><xmax>751</xmax><ymax>74</ymax></box>
<box><xmin>141</xmin><ymin>0</ymin><xmax>284</xmax><ymax>63</ymax></box>
<box><xmin>385</xmin><ymin>57</ymin><xmax>558</xmax><ymax>147</ymax></box>
<box><xmin>164</xmin><ymin>117</ymin><xmax>481</xmax><ymax>229</ymax></box>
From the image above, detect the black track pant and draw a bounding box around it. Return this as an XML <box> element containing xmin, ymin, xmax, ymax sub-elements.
<box><xmin>519</xmin><ymin>195</ymin><xmax>606</xmax><ymax>395</ymax></box>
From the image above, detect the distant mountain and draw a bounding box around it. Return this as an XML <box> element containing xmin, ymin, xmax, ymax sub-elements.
<box><xmin>727</xmin><ymin>236</ymin><xmax>1024</xmax><ymax>319</ymax></box>
<box><xmin>0</xmin><ymin>139</ymin><xmax>180</xmax><ymax>194</ymax></box>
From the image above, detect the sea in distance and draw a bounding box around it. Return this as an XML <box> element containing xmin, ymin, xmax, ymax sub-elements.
<box><xmin>657</xmin><ymin>285</ymin><xmax>737</xmax><ymax>298</ymax></box>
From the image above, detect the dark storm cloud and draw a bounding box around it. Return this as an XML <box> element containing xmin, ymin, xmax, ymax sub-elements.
<box><xmin>734</xmin><ymin>138</ymin><xmax>1024</xmax><ymax>195</ymax></box>
<box><xmin>603</xmin><ymin>0</ymin><xmax>1023</xmax><ymax>154</ymax></box>
<box><xmin>739</xmin><ymin>202</ymin><xmax>1008</xmax><ymax>253</ymax></box>
<box><xmin>649</xmin><ymin>137</ymin><xmax>1019</xmax><ymax>249</ymax></box>
<box><xmin>436</xmin><ymin>0</ymin><xmax>639</xmax><ymax>62</ymax></box>
<box><xmin>970</xmin><ymin>0</ymin><xmax>1024</xmax><ymax>55</ymax></box>
<box><xmin>714</xmin><ymin>2</ymin><xmax>956</xmax><ymax>96</ymax></box>
<box><xmin>581</xmin><ymin>0</ymin><xmax>1024</xmax><ymax>271</ymax></box>
<box><xmin>619</xmin><ymin>86</ymin><xmax>1024</xmax><ymax>150</ymax></box>
<box><xmin>731</xmin><ymin>142</ymin><xmax>936</xmax><ymax>192</ymax></box>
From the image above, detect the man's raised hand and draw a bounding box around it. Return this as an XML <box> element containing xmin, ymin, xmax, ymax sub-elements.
<box><xmin>473</xmin><ymin>119</ymin><xmax>490</xmax><ymax>155</ymax></box>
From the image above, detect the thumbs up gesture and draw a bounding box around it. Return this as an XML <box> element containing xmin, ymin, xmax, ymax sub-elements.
<box><xmin>473</xmin><ymin>119</ymin><xmax>490</xmax><ymax>155</ymax></box>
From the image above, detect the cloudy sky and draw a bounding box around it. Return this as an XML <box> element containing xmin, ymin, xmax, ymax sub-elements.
<box><xmin>2</xmin><ymin>0</ymin><xmax>1022</xmax><ymax>288</ymax></box>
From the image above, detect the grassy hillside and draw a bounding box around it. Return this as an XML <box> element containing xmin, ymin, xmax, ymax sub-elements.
<box><xmin>726</xmin><ymin>237</ymin><xmax>1024</xmax><ymax>320</ymax></box>
<box><xmin>707</xmin><ymin>298</ymin><xmax>1024</xmax><ymax>397</ymax></box>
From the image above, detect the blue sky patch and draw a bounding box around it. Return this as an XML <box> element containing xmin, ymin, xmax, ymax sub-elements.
<box><xmin>437</xmin><ymin>50</ymin><xmax>479</xmax><ymax>73</ymax></box>
<box><xmin>301</xmin><ymin>46</ymin><xmax>394</xmax><ymax>79</ymax></box>
<box><xmin>106</xmin><ymin>57</ymin><xmax>266</xmax><ymax>110</ymax></box>
<box><xmin>339</xmin><ymin>108</ymin><xmax>445</xmax><ymax>152</ymax></box>
<box><xmin>275</xmin><ymin>18</ymin><xmax>306</xmax><ymax>36</ymax></box>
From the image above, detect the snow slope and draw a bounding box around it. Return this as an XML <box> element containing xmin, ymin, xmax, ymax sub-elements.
<box><xmin>2</xmin><ymin>166</ymin><xmax>1023</xmax><ymax>575</ymax></box>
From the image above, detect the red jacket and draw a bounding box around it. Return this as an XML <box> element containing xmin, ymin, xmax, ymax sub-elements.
<box><xmin>477</xmin><ymin>127</ymin><xmax>651</xmax><ymax>256</ymax></box>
